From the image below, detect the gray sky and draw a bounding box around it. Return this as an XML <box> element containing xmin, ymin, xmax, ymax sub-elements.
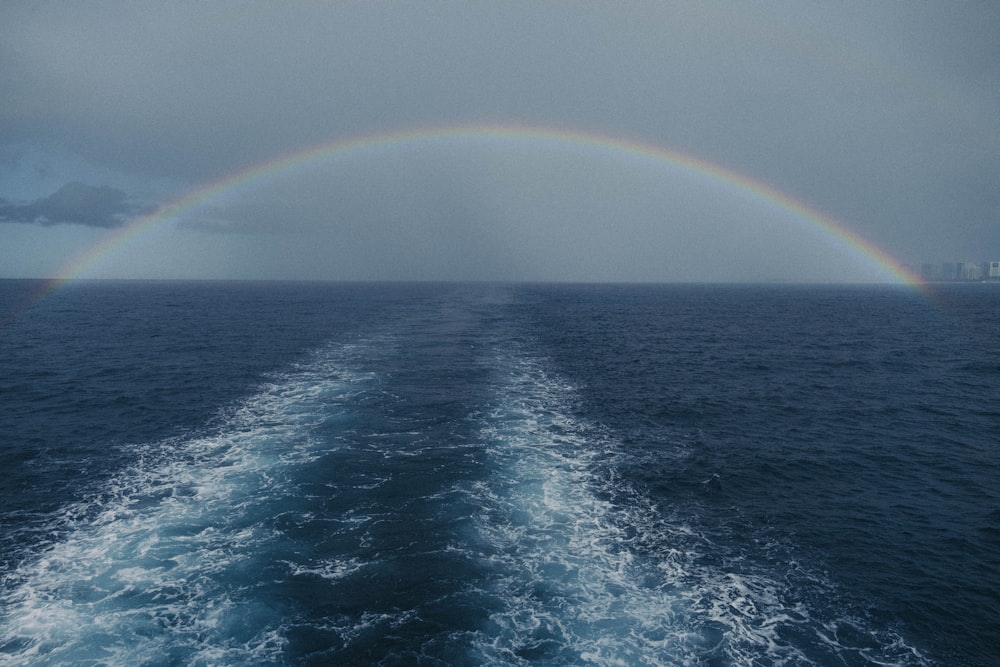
<box><xmin>1</xmin><ymin>1</ymin><xmax>997</xmax><ymax>282</ymax></box>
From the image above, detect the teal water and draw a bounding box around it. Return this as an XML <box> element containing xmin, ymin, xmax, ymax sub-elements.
<box><xmin>1</xmin><ymin>281</ymin><xmax>997</xmax><ymax>665</ymax></box>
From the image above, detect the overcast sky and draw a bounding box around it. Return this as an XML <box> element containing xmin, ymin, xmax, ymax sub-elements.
<box><xmin>1</xmin><ymin>1</ymin><xmax>997</xmax><ymax>282</ymax></box>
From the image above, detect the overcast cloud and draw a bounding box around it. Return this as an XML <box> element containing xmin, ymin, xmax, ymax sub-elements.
<box><xmin>1</xmin><ymin>1</ymin><xmax>997</xmax><ymax>281</ymax></box>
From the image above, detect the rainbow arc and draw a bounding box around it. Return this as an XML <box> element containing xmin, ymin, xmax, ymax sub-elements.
<box><xmin>42</xmin><ymin>123</ymin><xmax>924</xmax><ymax>295</ymax></box>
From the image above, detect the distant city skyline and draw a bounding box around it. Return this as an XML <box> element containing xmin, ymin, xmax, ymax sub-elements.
<box><xmin>915</xmin><ymin>259</ymin><xmax>1000</xmax><ymax>281</ymax></box>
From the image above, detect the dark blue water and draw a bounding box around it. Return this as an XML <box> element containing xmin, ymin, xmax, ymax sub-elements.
<box><xmin>1</xmin><ymin>280</ymin><xmax>997</xmax><ymax>666</ymax></box>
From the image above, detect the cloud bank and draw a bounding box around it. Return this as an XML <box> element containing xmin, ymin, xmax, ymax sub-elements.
<box><xmin>0</xmin><ymin>181</ymin><xmax>136</xmax><ymax>228</ymax></box>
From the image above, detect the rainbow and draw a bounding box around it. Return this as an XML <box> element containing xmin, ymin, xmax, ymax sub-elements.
<box><xmin>45</xmin><ymin>122</ymin><xmax>923</xmax><ymax>291</ymax></box>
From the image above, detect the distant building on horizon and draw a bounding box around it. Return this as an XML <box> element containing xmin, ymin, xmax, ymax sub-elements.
<box><xmin>920</xmin><ymin>259</ymin><xmax>1000</xmax><ymax>282</ymax></box>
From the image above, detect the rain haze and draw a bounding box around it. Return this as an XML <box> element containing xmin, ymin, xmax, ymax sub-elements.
<box><xmin>1</xmin><ymin>1</ymin><xmax>998</xmax><ymax>282</ymax></box>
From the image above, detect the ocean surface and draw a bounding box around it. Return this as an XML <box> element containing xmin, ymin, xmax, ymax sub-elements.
<box><xmin>0</xmin><ymin>280</ymin><xmax>997</xmax><ymax>666</ymax></box>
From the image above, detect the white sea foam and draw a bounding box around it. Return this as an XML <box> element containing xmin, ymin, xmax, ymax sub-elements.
<box><xmin>280</xmin><ymin>557</ymin><xmax>366</xmax><ymax>581</ymax></box>
<box><xmin>0</xmin><ymin>342</ymin><xmax>376</xmax><ymax>666</ymax></box>
<box><xmin>469</xmin><ymin>351</ymin><xmax>693</xmax><ymax>665</ymax></box>
<box><xmin>468</xmin><ymin>347</ymin><xmax>932</xmax><ymax>666</ymax></box>
<box><xmin>1</xmin><ymin>326</ymin><xmax>936</xmax><ymax>665</ymax></box>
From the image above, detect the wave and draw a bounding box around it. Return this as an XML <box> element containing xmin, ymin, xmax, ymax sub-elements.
<box><xmin>1</xmin><ymin>329</ymin><xmax>934</xmax><ymax>665</ymax></box>
<box><xmin>0</xmin><ymin>341</ymin><xmax>377</xmax><ymax>665</ymax></box>
<box><xmin>466</xmin><ymin>345</ymin><xmax>932</xmax><ymax>666</ymax></box>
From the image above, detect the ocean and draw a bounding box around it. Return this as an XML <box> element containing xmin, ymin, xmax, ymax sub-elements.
<box><xmin>0</xmin><ymin>280</ymin><xmax>997</xmax><ymax>666</ymax></box>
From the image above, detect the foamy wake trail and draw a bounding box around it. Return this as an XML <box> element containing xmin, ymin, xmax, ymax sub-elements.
<box><xmin>469</xmin><ymin>352</ymin><xmax>695</xmax><ymax>665</ymax></box>
<box><xmin>0</xmin><ymin>342</ymin><xmax>375</xmax><ymax>666</ymax></box>
<box><xmin>468</xmin><ymin>350</ymin><xmax>931</xmax><ymax>666</ymax></box>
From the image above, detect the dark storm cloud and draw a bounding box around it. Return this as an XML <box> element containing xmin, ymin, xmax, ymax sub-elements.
<box><xmin>0</xmin><ymin>182</ymin><xmax>136</xmax><ymax>228</ymax></box>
